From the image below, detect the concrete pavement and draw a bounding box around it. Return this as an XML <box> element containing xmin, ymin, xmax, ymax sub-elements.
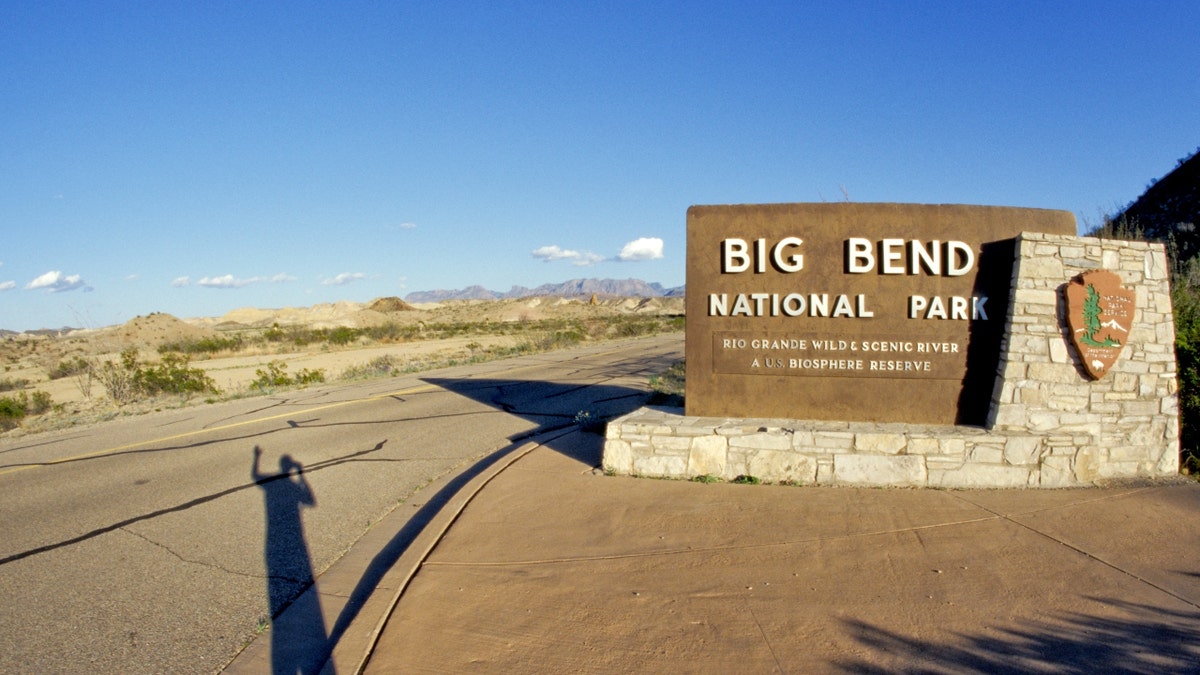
<box><xmin>226</xmin><ymin>425</ymin><xmax>1200</xmax><ymax>673</ymax></box>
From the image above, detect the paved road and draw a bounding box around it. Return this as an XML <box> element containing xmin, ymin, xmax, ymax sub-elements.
<box><xmin>0</xmin><ymin>334</ymin><xmax>683</xmax><ymax>673</ymax></box>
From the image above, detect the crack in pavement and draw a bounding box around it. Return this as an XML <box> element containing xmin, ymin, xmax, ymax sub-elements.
<box><xmin>119</xmin><ymin>526</ymin><xmax>265</xmax><ymax>581</ymax></box>
<box><xmin>947</xmin><ymin>489</ymin><xmax>1200</xmax><ymax>612</ymax></box>
<box><xmin>419</xmin><ymin>484</ymin><xmax>1200</xmax><ymax>615</ymax></box>
<box><xmin>422</xmin><ymin>513</ymin><xmax>1010</xmax><ymax>568</ymax></box>
<box><xmin>745</xmin><ymin>601</ymin><xmax>784</xmax><ymax>673</ymax></box>
<box><xmin>0</xmin><ymin>440</ymin><xmax>390</xmax><ymax>566</ymax></box>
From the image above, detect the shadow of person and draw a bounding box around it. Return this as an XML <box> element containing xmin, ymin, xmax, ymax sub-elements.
<box><xmin>252</xmin><ymin>445</ymin><xmax>329</xmax><ymax>674</ymax></box>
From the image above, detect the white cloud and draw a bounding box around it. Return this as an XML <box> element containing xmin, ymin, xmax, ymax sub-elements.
<box><xmin>171</xmin><ymin>276</ymin><xmax>191</xmax><ymax>287</ymax></box>
<box><xmin>197</xmin><ymin>275</ymin><xmax>242</xmax><ymax>288</ymax></box>
<box><xmin>387</xmin><ymin>222</ymin><xmax>417</xmax><ymax>232</ymax></box>
<box><xmin>26</xmin><ymin>270</ymin><xmax>89</xmax><ymax>293</ymax></box>
<box><xmin>197</xmin><ymin>273</ymin><xmax>296</xmax><ymax>289</ymax></box>
<box><xmin>531</xmin><ymin>245</ymin><xmax>573</xmax><ymax>261</ymax></box>
<box><xmin>125</xmin><ymin>274</ymin><xmax>140</xmax><ymax>281</ymax></box>
<box><xmin>0</xmin><ymin>280</ymin><xmax>15</xmax><ymax>291</ymax></box>
<box><xmin>531</xmin><ymin>245</ymin><xmax>605</xmax><ymax>266</ymax></box>
<box><xmin>617</xmin><ymin>237</ymin><xmax>664</xmax><ymax>262</ymax></box>
<box><xmin>322</xmin><ymin>272</ymin><xmax>367</xmax><ymax>286</ymax></box>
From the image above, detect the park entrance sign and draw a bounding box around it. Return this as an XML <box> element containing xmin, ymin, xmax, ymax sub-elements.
<box><xmin>685</xmin><ymin>203</ymin><xmax>1076</xmax><ymax>425</ymax></box>
<box><xmin>606</xmin><ymin>203</ymin><xmax>1180</xmax><ymax>487</ymax></box>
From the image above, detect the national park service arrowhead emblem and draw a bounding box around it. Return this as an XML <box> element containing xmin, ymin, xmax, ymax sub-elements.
<box><xmin>1064</xmin><ymin>270</ymin><xmax>1134</xmax><ymax>379</ymax></box>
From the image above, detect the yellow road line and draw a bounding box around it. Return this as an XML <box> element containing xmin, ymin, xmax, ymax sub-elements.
<box><xmin>0</xmin><ymin>383</ymin><xmax>441</xmax><ymax>478</ymax></box>
<box><xmin>0</xmin><ymin>338</ymin><xmax>677</xmax><ymax>479</ymax></box>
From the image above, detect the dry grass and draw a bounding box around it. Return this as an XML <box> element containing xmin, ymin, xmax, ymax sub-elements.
<box><xmin>1</xmin><ymin>296</ymin><xmax>684</xmax><ymax>436</ymax></box>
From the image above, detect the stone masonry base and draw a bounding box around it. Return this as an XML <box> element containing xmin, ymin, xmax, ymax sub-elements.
<box><xmin>603</xmin><ymin>233</ymin><xmax>1181</xmax><ymax>488</ymax></box>
<box><xmin>602</xmin><ymin>406</ymin><xmax>1176</xmax><ymax>488</ymax></box>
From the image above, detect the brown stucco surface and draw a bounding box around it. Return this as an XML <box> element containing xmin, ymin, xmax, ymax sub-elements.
<box><xmin>685</xmin><ymin>202</ymin><xmax>1076</xmax><ymax>425</ymax></box>
<box><xmin>363</xmin><ymin>432</ymin><xmax>1200</xmax><ymax>673</ymax></box>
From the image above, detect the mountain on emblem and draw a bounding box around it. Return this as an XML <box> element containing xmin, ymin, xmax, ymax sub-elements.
<box><xmin>1064</xmin><ymin>270</ymin><xmax>1135</xmax><ymax>379</ymax></box>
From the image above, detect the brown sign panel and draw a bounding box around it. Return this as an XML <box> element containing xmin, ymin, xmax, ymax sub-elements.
<box><xmin>1064</xmin><ymin>270</ymin><xmax>1134</xmax><ymax>379</ymax></box>
<box><xmin>685</xmin><ymin>203</ymin><xmax>1077</xmax><ymax>425</ymax></box>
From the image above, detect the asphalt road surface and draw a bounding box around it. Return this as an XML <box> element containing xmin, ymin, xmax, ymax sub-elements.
<box><xmin>0</xmin><ymin>334</ymin><xmax>683</xmax><ymax>673</ymax></box>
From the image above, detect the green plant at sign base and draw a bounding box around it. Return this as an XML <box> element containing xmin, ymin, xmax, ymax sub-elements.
<box><xmin>648</xmin><ymin>359</ymin><xmax>685</xmax><ymax>407</ymax></box>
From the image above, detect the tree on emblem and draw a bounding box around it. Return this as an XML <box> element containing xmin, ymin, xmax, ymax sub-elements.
<box><xmin>1080</xmin><ymin>283</ymin><xmax>1121</xmax><ymax>348</ymax></box>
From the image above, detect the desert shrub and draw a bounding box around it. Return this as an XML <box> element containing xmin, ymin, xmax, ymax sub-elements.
<box><xmin>0</xmin><ymin>390</ymin><xmax>54</xmax><ymax>431</ymax></box>
<box><xmin>485</xmin><ymin>342</ymin><xmax>535</xmax><ymax>359</ymax></box>
<box><xmin>326</xmin><ymin>326</ymin><xmax>360</xmax><ymax>345</ymax></box>
<box><xmin>26</xmin><ymin>390</ymin><xmax>52</xmax><ymax>415</ymax></box>
<box><xmin>97</xmin><ymin>348</ymin><xmax>140</xmax><ymax>404</ymax></box>
<box><xmin>293</xmin><ymin>367</ymin><xmax>325</xmax><ymax>385</ymax></box>
<box><xmin>252</xmin><ymin>361</ymin><xmax>292</xmax><ymax>390</ymax></box>
<box><xmin>362</xmin><ymin>322</ymin><xmax>421</xmax><ymax>343</ymax></box>
<box><xmin>0</xmin><ymin>377</ymin><xmax>30</xmax><ymax>392</ymax></box>
<box><xmin>580</xmin><ymin>319</ymin><xmax>609</xmax><ymax>339</ymax></box>
<box><xmin>1171</xmin><ymin>264</ymin><xmax>1200</xmax><ymax>471</ymax></box>
<box><xmin>340</xmin><ymin>355</ymin><xmax>399</xmax><ymax>380</ymax></box>
<box><xmin>71</xmin><ymin>359</ymin><xmax>96</xmax><ymax>399</ymax></box>
<box><xmin>159</xmin><ymin>335</ymin><xmax>243</xmax><ymax>355</ymax></box>
<box><xmin>600</xmin><ymin>315</ymin><xmax>685</xmax><ymax>339</ymax></box>
<box><xmin>135</xmin><ymin>352</ymin><xmax>220</xmax><ymax>395</ymax></box>
<box><xmin>279</xmin><ymin>325</ymin><xmax>370</xmax><ymax>347</ymax></box>
<box><xmin>252</xmin><ymin>361</ymin><xmax>325</xmax><ymax>391</ymax></box>
<box><xmin>47</xmin><ymin>356</ymin><xmax>90</xmax><ymax>380</ymax></box>
<box><xmin>95</xmin><ymin>348</ymin><xmax>218</xmax><ymax>403</ymax></box>
<box><xmin>538</xmin><ymin>330</ymin><xmax>585</xmax><ymax>351</ymax></box>
<box><xmin>352</xmin><ymin>315</ymin><xmax>681</xmax><ymax>352</ymax></box>
<box><xmin>615</xmin><ymin>319</ymin><xmax>659</xmax><ymax>338</ymax></box>
<box><xmin>0</xmin><ymin>395</ymin><xmax>26</xmax><ymax>430</ymax></box>
<box><xmin>281</xmin><ymin>328</ymin><xmax>319</xmax><ymax>347</ymax></box>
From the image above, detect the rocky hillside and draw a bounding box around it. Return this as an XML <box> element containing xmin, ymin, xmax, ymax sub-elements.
<box><xmin>1104</xmin><ymin>148</ymin><xmax>1200</xmax><ymax>263</ymax></box>
<box><xmin>406</xmin><ymin>278</ymin><xmax>684</xmax><ymax>303</ymax></box>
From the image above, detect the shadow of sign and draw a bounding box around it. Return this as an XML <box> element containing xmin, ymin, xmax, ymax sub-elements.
<box><xmin>315</xmin><ymin>377</ymin><xmax>659</xmax><ymax>666</ymax></box>
<box><xmin>421</xmin><ymin>376</ymin><xmax>660</xmax><ymax>441</ymax></box>
<box><xmin>834</xmin><ymin>598</ymin><xmax>1200</xmax><ymax>673</ymax></box>
<box><xmin>956</xmin><ymin>238</ymin><xmax>1017</xmax><ymax>425</ymax></box>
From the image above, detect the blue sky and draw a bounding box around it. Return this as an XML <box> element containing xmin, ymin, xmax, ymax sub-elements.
<box><xmin>2</xmin><ymin>1</ymin><xmax>1196</xmax><ymax>332</ymax></box>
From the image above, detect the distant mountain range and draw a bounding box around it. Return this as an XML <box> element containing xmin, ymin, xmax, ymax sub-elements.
<box><xmin>0</xmin><ymin>278</ymin><xmax>685</xmax><ymax>336</ymax></box>
<box><xmin>404</xmin><ymin>278</ymin><xmax>685</xmax><ymax>303</ymax></box>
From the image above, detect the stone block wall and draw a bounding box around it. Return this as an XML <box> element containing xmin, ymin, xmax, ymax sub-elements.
<box><xmin>603</xmin><ymin>233</ymin><xmax>1180</xmax><ymax>487</ymax></box>
<box><xmin>988</xmin><ymin>232</ymin><xmax>1179</xmax><ymax>481</ymax></box>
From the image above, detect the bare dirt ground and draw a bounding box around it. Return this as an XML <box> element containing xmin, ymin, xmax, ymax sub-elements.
<box><xmin>0</xmin><ymin>295</ymin><xmax>684</xmax><ymax>436</ymax></box>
